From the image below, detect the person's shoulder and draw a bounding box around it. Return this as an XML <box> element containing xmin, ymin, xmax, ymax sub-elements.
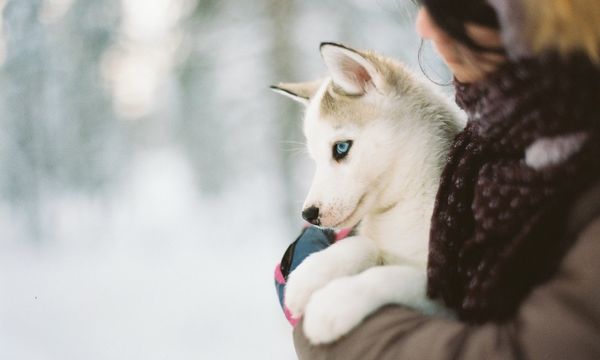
<box><xmin>558</xmin><ymin>180</ymin><xmax>600</xmax><ymax>285</ymax></box>
<box><xmin>565</xmin><ymin>180</ymin><xmax>600</xmax><ymax>240</ymax></box>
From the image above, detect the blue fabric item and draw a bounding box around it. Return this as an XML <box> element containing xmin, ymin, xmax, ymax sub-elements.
<box><xmin>275</xmin><ymin>227</ymin><xmax>335</xmax><ymax>312</ymax></box>
<box><xmin>275</xmin><ymin>275</ymin><xmax>286</xmax><ymax>311</ymax></box>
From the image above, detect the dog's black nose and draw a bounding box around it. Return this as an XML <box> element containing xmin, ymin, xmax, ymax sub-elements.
<box><xmin>302</xmin><ymin>206</ymin><xmax>320</xmax><ymax>225</ymax></box>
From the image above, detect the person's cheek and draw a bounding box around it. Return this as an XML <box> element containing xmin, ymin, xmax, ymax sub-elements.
<box><xmin>415</xmin><ymin>8</ymin><xmax>433</xmax><ymax>39</ymax></box>
<box><xmin>416</xmin><ymin>9</ymin><xmax>461</xmax><ymax>65</ymax></box>
<box><xmin>432</xmin><ymin>35</ymin><xmax>463</xmax><ymax>65</ymax></box>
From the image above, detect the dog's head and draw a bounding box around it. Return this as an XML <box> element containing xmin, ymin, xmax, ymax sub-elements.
<box><xmin>272</xmin><ymin>43</ymin><xmax>415</xmax><ymax>228</ymax></box>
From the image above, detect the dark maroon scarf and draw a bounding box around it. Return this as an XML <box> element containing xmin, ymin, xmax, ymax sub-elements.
<box><xmin>427</xmin><ymin>54</ymin><xmax>600</xmax><ymax>323</ymax></box>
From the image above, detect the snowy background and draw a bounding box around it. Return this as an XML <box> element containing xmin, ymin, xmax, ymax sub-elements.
<box><xmin>0</xmin><ymin>0</ymin><xmax>450</xmax><ymax>359</ymax></box>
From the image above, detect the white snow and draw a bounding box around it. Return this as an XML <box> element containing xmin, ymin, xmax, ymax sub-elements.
<box><xmin>0</xmin><ymin>148</ymin><xmax>296</xmax><ymax>360</ymax></box>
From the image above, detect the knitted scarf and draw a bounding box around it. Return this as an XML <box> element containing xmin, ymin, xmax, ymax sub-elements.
<box><xmin>427</xmin><ymin>54</ymin><xmax>600</xmax><ymax>323</ymax></box>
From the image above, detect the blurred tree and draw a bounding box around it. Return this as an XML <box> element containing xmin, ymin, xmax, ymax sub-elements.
<box><xmin>266</xmin><ymin>0</ymin><xmax>304</xmax><ymax>228</ymax></box>
<box><xmin>0</xmin><ymin>0</ymin><xmax>45</xmax><ymax>238</ymax></box>
<box><xmin>0</xmin><ymin>0</ymin><xmax>124</xmax><ymax>240</ymax></box>
<box><xmin>174</xmin><ymin>0</ymin><xmax>233</xmax><ymax>195</ymax></box>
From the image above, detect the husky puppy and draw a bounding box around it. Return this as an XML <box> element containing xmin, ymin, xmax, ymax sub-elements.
<box><xmin>272</xmin><ymin>43</ymin><xmax>465</xmax><ymax>344</ymax></box>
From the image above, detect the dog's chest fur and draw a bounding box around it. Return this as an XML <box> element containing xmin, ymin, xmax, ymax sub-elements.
<box><xmin>360</xmin><ymin>195</ymin><xmax>434</xmax><ymax>267</ymax></box>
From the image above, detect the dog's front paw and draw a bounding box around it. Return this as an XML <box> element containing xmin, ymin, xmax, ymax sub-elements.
<box><xmin>303</xmin><ymin>276</ymin><xmax>374</xmax><ymax>345</ymax></box>
<box><xmin>285</xmin><ymin>259</ymin><xmax>328</xmax><ymax>318</ymax></box>
<box><xmin>285</xmin><ymin>274</ymin><xmax>313</xmax><ymax>318</ymax></box>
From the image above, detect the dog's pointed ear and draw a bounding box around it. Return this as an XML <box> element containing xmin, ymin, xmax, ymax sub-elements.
<box><xmin>320</xmin><ymin>42</ymin><xmax>384</xmax><ymax>96</ymax></box>
<box><xmin>270</xmin><ymin>80</ymin><xmax>322</xmax><ymax>105</ymax></box>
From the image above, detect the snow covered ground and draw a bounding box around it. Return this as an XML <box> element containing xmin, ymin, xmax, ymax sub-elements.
<box><xmin>0</xmin><ymin>149</ymin><xmax>297</xmax><ymax>360</ymax></box>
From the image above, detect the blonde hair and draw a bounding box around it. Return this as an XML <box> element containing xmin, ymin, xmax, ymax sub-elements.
<box><xmin>524</xmin><ymin>0</ymin><xmax>600</xmax><ymax>62</ymax></box>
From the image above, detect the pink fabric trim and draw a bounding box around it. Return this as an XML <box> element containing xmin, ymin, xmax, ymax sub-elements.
<box><xmin>284</xmin><ymin>304</ymin><xmax>299</xmax><ymax>327</ymax></box>
<box><xmin>275</xmin><ymin>263</ymin><xmax>299</xmax><ymax>326</ymax></box>
<box><xmin>274</xmin><ymin>263</ymin><xmax>286</xmax><ymax>284</ymax></box>
<box><xmin>335</xmin><ymin>228</ymin><xmax>352</xmax><ymax>241</ymax></box>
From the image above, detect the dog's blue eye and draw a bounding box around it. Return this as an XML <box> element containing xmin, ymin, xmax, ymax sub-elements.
<box><xmin>333</xmin><ymin>140</ymin><xmax>353</xmax><ymax>161</ymax></box>
<box><xmin>337</xmin><ymin>142</ymin><xmax>349</xmax><ymax>153</ymax></box>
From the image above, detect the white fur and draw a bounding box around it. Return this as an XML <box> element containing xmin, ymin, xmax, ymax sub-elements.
<box><xmin>274</xmin><ymin>43</ymin><xmax>464</xmax><ymax>344</ymax></box>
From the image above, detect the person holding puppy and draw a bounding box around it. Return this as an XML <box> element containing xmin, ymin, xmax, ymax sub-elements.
<box><xmin>286</xmin><ymin>0</ymin><xmax>600</xmax><ymax>358</ymax></box>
